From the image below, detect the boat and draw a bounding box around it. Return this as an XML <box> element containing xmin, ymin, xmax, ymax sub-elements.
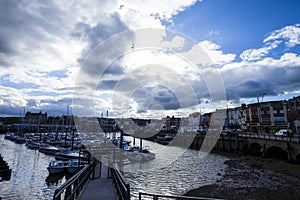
<box><xmin>156</xmin><ymin>135</ymin><xmax>174</xmax><ymax>145</ymax></box>
<box><xmin>125</xmin><ymin>151</ymin><xmax>143</xmax><ymax>162</ymax></box>
<box><xmin>47</xmin><ymin>160</ymin><xmax>68</xmax><ymax>174</ymax></box>
<box><xmin>125</xmin><ymin>146</ymin><xmax>155</xmax><ymax>162</ymax></box>
<box><xmin>139</xmin><ymin>149</ymin><xmax>156</xmax><ymax>161</ymax></box>
<box><xmin>66</xmin><ymin>160</ymin><xmax>85</xmax><ymax>174</ymax></box>
<box><xmin>55</xmin><ymin>149</ymin><xmax>86</xmax><ymax>161</ymax></box>
<box><xmin>26</xmin><ymin>139</ymin><xmax>41</xmax><ymax>149</ymax></box>
<box><xmin>39</xmin><ymin>144</ymin><xmax>60</xmax><ymax>155</ymax></box>
<box><xmin>15</xmin><ymin>137</ymin><xmax>26</xmax><ymax>144</ymax></box>
<box><xmin>4</xmin><ymin>132</ymin><xmax>13</xmax><ymax>140</ymax></box>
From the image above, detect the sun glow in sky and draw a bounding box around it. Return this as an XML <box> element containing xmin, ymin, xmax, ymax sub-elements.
<box><xmin>0</xmin><ymin>0</ymin><xmax>300</xmax><ymax>117</ymax></box>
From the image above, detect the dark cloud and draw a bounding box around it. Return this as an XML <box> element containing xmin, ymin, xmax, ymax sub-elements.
<box><xmin>221</xmin><ymin>63</ymin><xmax>300</xmax><ymax>101</ymax></box>
<box><xmin>73</xmin><ymin>12</ymin><xmax>129</xmax><ymax>62</ymax></box>
<box><xmin>132</xmin><ymin>86</ymin><xmax>181</xmax><ymax>113</ymax></box>
<box><xmin>97</xmin><ymin>80</ymin><xmax>118</xmax><ymax>90</ymax></box>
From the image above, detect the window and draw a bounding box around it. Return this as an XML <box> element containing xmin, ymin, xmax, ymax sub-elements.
<box><xmin>261</xmin><ymin>111</ymin><xmax>264</xmax><ymax>114</ymax></box>
<box><xmin>280</xmin><ymin>110</ymin><xmax>284</xmax><ymax>114</ymax></box>
<box><xmin>266</xmin><ymin>111</ymin><xmax>270</xmax><ymax>114</ymax></box>
<box><xmin>273</xmin><ymin>110</ymin><xmax>277</xmax><ymax>114</ymax></box>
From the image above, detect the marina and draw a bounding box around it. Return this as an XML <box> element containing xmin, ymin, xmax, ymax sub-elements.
<box><xmin>0</xmin><ymin>132</ymin><xmax>230</xmax><ymax>199</ymax></box>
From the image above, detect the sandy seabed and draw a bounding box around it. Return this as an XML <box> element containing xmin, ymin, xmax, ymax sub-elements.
<box><xmin>184</xmin><ymin>155</ymin><xmax>300</xmax><ymax>200</ymax></box>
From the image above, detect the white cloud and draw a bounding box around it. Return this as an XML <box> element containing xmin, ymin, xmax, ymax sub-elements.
<box><xmin>239</xmin><ymin>40</ymin><xmax>280</xmax><ymax>62</ymax></box>
<box><xmin>198</xmin><ymin>40</ymin><xmax>236</xmax><ymax>65</ymax></box>
<box><xmin>263</xmin><ymin>24</ymin><xmax>300</xmax><ymax>47</ymax></box>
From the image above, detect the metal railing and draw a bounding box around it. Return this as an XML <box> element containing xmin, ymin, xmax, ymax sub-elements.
<box><xmin>110</xmin><ymin>165</ymin><xmax>130</xmax><ymax>200</ymax></box>
<box><xmin>238</xmin><ymin>132</ymin><xmax>300</xmax><ymax>143</ymax></box>
<box><xmin>53</xmin><ymin>159</ymin><xmax>98</xmax><ymax>200</ymax></box>
<box><xmin>139</xmin><ymin>192</ymin><xmax>223</xmax><ymax>200</ymax></box>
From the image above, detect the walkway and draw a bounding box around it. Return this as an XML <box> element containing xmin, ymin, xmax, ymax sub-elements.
<box><xmin>79</xmin><ymin>158</ymin><xmax>116</xmax><ymax>200</ymax></box>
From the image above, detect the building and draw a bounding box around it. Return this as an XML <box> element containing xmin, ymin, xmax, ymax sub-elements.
<box><xmin>24</xmin><ymin>111</ymin><xmax>48</xmax><ymax>125</ymax></box>
<box><xmin>287</xmin><ymin>96</ymin><xmax>300</xmax><ymax>133</ymax></box>
<box><xmin>242</xmin><ymin>100</ymin><xmax>288</xmax><ymax>133</ymax></box>
<box><xmin>163</xmin><ymin>116</ymin><xmax>181</xmax><ymax>131</ymax></box>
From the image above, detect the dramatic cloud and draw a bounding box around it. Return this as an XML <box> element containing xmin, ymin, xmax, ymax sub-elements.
<box><xmin>0</xmin><ymin>0</ymin><xmax>299</xmax><ymax>118</ymax></box>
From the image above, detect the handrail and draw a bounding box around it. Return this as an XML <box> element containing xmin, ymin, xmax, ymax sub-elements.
<box><xmin>111</xmin><ymin>165</ymin><xmax>130</xmax><ymax>200</ymax></box>
<box><xmin>139</xmin><ymin>192</ymin><xmax>223</xmax><ymax>200</ymax></box>
<box><xmin>53</xmin><ymin>159</ymin><xmax>96</xmax><ymax>200</ymax></box>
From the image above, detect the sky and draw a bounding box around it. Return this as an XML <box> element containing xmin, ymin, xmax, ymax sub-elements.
<box><xmin>0</xmin><ymin>0</ymin><xmax>300</xmax><ymax>118</ymax></box>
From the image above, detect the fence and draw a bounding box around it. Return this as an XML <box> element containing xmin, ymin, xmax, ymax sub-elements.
<box><xmin>53</xmin><ymin>159</ymin><xmax>99</xmax><ymax>200</ymax></box>
<box><xmin>110</xmin><ymin>165</ymin><xmax>130</xmax><ymax>200</ymax></box>
<box><xmin>138</xmin><ymin>192</ymin><xmax>223</xmax><ymax>200</ymax></box>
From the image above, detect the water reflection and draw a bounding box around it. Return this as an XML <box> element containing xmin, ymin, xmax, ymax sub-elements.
<box><xmin>45</xmin><ymin>173</ymin><xmax>65</xmax><ymax>185</ymax></box>
<box><xmin>0</xmin><ymin>135</ymin><xmax>65</xmax><ymax>200</ymax></box>
<box><xmin>121</xmin><ymin>136</ymin><xmax>229</xmax><ymax>199</ymax></box>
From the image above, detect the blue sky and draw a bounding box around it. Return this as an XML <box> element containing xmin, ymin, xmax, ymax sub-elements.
<box><xmin>0</xmin><ymin>0</ymin><xmax>299</xmax><ymax>117</ymax></box>
<box><xmin>172</xmin><ymin>0</ymin><xmax>300</xmax><ymax>56</ymax></box>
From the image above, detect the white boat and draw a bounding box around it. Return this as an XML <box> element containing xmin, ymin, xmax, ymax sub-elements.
<box><xmin>39</xmin><ymin>144</ymin><xmax>60</xmax><ymax>155</ymax></box>
<box><xmin>125</xmin><ymin>151</ymin><xmax>143</xmax><ymax>162</ymax></box>
<box><xmin>47</xmin><ymin>160</ymin><xmax>68</xmax><ymax>174</ymax></box>
<box><xmin>66</xmin><ymin>160</ymin><xmax>85</xmax><ymax>173</ymax></box>
<box><xmin>55</xmin><ymin>150</ymin><xmax>86</xmax><ymax>161</ymax></box>
<box><xmin>126</xmin><ymin>146</ymin><xmax>155</xmax><ymax>162</ymax></box>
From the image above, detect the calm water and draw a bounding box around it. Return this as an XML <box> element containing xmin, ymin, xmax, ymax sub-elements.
<box><xmin>0</xmin><ymin>134</ymin><xmax>229</xmax><ymax>200</ymax></box>
<box><xmin>0</xmin><ymin>135</ymin><xmax>66</xmax><ymax>200</ymax></box>
<box><xmin>122</xmin><ymin>136</ymin><xmax>229</xmax><ymax>199</ymax></box>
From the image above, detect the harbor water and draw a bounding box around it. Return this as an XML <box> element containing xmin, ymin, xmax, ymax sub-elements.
<box><xmin>0</xmin><ymin>134</ymin><xmax>66</xmax><ymax>200</ymax></box>
<box><xmin>0</xmin><ymin>133</ymin><xmax>229</xmax><ymax>200</ymax></box>
<box><xmin>122</xmin><ymin>136</ymin><xmax>229</xmax><ymax>199</ymax></box>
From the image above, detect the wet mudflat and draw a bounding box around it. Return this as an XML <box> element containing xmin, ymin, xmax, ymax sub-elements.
<box><xmin>184</xmin><ymin>155</ymin><xmax>300</xmax><ymax>200</ymax></box>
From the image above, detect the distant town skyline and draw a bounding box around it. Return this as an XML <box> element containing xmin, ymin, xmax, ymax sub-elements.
<box><xmin>0</xmin><ymin>0</ymin><xmax>300</xmax><ymax>118</ymax></box>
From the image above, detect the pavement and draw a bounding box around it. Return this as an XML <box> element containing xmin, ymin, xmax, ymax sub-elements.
<box><xmin>79</xmin><ymin>160</ymin><xmax>116</xmax><ymax>200</ymax></box>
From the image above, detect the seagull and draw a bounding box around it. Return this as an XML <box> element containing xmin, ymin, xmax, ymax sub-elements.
<box><xmin>131</xmin><ymin>43</ymin><xmax>134</xmax><ymax>51</ymax></box>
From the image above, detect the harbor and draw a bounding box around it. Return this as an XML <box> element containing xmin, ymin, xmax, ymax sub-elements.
<box><xmin>1</xmin><ymin>128</ymin><xmax>300</xmax><ymax>199</ymax></box>
<box><xmin>0</xmin><ymin>132</ymin><xmax>229</xmax><ymax>199</ymax></box>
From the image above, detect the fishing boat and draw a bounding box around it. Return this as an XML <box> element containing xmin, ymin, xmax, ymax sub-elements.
<box><xmin>47</xmin><ymin>160</ymin><xmax>67</xmax><ymax>174</ymax></box>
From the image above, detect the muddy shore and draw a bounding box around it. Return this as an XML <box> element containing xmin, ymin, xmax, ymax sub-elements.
<box><xmin>184</xmin><ymin>154</ymin><xmax>300</xmax><ymax>200</ymax></box>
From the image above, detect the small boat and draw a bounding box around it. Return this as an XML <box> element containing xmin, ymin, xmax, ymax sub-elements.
<box><xmin>4</xmin><ymin>132</ymin><xmax>13</xmax><ymax>140</ymax></box>
<box><xmin>47</xmin><ymin>160</ymin><xmax>68</xmax><ymax>174</ymax></box>
<box><xmin>156</xmin><ymin>135</ymin><xmax>174</xmax><ymax>145</ymax></box>
<box><xmin>55</xmin><ymin>150</ymin><xmax>86</xmax><ymax>161</ymax></box>
<box><xmin>66</xmin><ymin>160</ymin><xmax>85</xmax><ymax>174</ymax></box>
<box><xmin>125</xmin><ymin>151</ymin><xmax>143</xmax><ymax>162</ymax></box>
<box><xmin>15</xmin><ymin>137</ymin><xmax>26</xmax><ymax>144</ymax></box>
<box><xmin>26</xmin><ymin>139</ymin><xmax>41</xmax><ymax>149</ymax></box>
<box><xmin>126</xmin><ymin>146</ymin><xmax>156</xmax><ymax>162</ymax></box>
<box><xmin>39</xmin><ymin>144</ymin><xmax>60</xmax><ymax>155</ymax></box>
